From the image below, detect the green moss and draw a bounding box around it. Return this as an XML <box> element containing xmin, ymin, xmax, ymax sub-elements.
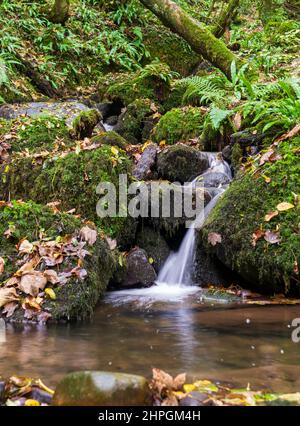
<box><xmin>202</xmin><ymin>136</ymin><xmax>300</xmax><ymax>294</ymax></box>
<box><xmin>91</xmin><ymin>131</ymin><xmax>128</xmax><ymax>149</ymax></box>
<box><xmin>72</xmin><ymin>109</ymin><xmax>101</xmax><ymax>139</ymax></box>
<box><xmin>1</xmin><ymin>145</ymin><xmax>133</xmax><ymax>243</ymax></box>
<box><xmin>153</xmin><ymin>106</ymin><xmax>206</xmax><ymax>144</ymax></box>
<box><xmin>117</xmin><ymin>98</ymin><xmax>159</xmax><ymax>144</ymax></box>
<box><xmin>0</xmin><ymin>200</ymin><xmax>115</xmax><ymax>321</ymax></box>
<box><xmin>143</xmin><ymin>24</ymin><xmax>201</xmax><ymax>76</ymax></box>
<box><xmin>99</xmin><ymin>60</ymin><xmax>174</xmax><ymax>105</ymax></box>
<box><xmin>0</xmin><ymin>115</ymin><xmax>72</xmax><ymax>154</ymax></box>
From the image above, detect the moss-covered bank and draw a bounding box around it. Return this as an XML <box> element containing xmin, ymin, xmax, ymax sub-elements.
<box><xmin>202</xmin><ymin>136</ymin><xmax>300</xmax><ymax>294</ymax></box>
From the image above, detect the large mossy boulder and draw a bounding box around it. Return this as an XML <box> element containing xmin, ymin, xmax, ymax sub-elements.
<box><xmin>157</xmin><ymin>144</ymin><xmax>209</xmax><ymax>183</ymax></box>
<box><xmin>0</xmin><ymin>115</ymin><xmax>73</xmax><ymax>155</ymax></box>
<box><xmin>120</xmin><ymin>247</ymin><xmax>157</xmax><ymax>289</ymax></box>
<box><xmin>52</xmin><ymin>371</ymin><xmax>151</xmax><ymax>406</ymax></box>
<box><xmin>91</xmin><ymin>131</ymin><xmax>128</xmax><ymax>150</ymax></box>
<box><xmin>153</xmin><ymin>107</ymin><xmax>206</xmax><ymax>145</ymax></box>
<box><xmin>0</xmin><ymin>201</ymin><xmax>114</xmax><ymax>322</ymax></box>
<box><xmin>201</xmin><ymin>136</ymin><xmax>300</xmax><ymax>294</ymax></box>
<box><xmin>115</xmin><ymin>98</ymin><xmax>160</xmax><ymax>144</ymax></box>
<box><xmin>72</xmin><ymin>109</ymin><xmax>102</xmax><ymax>139</ymax></box>
<box><xmin>0</xmin><ymin>145</ymin><xmax>134</xmax><ymax>245</ymax></box>
<box><xmin>98</xmin><ymin>60</ymin><xmax>174</xmax><ymax>105</ymax></box>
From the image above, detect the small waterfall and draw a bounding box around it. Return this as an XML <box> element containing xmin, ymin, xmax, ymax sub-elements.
<box><xmin>156</xmin><ymin>153</ymin><xmax>231</xmax><ymax>287</ymax></box>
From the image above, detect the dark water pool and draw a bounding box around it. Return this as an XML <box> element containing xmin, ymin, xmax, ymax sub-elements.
<box><xmin>1</xmin><ymin>293</ymin><xmax>300</xmax><ymax>392</ymax></box>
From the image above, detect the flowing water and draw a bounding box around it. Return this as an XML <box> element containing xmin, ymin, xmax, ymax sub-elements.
<box><xmin>0</xmin><ymin>300</ymin><xmax>299</xmax><ymax>392</ymax></box>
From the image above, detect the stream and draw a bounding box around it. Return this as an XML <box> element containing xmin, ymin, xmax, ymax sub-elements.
<box><xmin>0</xmin><ymin>299</ymin><xmax>299</xmax><ymax>392</ymax></box>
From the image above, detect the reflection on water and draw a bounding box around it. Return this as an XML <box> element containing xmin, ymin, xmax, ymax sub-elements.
<box><xmin>0</xmin><ymin>294</ymin><xmax>299</xmax><ymax>392</ymax></box>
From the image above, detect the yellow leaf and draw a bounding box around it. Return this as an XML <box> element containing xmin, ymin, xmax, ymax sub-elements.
<box><xmin>183</xmin><ymin>384</ymin><xmax>196</xmax><ymax>393</ymax></box>
<box><xmin>149</xmin><ymin>257</ymin><xmax>154</xmax><ymax>264</ymax></box>
<box><xmin>111</xmin><ymin>146</ymin><xmax>119</xmax><ymax>156</ymax></box>
<box><xmin>0</xmin><ymin>257</ymin><xmax>4</xmax><ymax>275</ymax></box>
<box><xmin>45</xmin><ymin>288</ymin><xmax>56</xmax><ymax>300</ymax></box>
<box><xmin>276</xmin><ymin>202</ymin><xmax>294</xmax><ymax>211</ymax></box>
<box><xmin>264</xmin><ymin>210</ymin><xmax>279</xmax><ymax>222</ymax></box>
<box><xmin>25</xmin><ymin>399</ymin><xmax>40</xmax><ymax>406</ymax></box>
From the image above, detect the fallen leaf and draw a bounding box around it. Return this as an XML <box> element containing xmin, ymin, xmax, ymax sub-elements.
<box><xmin>105</xmin><ymin>236</ymin><xmax>117</xmax><ymax>250</ymax></box>
<box><xmin>173</xmin><ymin>373</ymin><xmax>186</xmax><ymax>391</ymax></box>
<box><xmin>80</xmin><ymin>226</ymin><xmax>97</xmax><ymax>246</ymax></box>
<box><xmin>44</xmin><ymin>270</ymin><xmax>59</xmax><ymax>284</ymax></box>
<box><xmin>276</xmin><ymin>202</ymin><xmax>294</xmax><ymax>211</ymax></box>
<box><xmin>0</xmin><ymin>287</ymin><xmax>19</xmax><ymax>308</ymax></box>
<box><xmin>19</xmin><ymin>272</ymin><xmax>47</xmax><ymax>297</ymax></box>
<box><xmin>45</xmin><ymin>288</ymin><xmax>56</xmax><ymax>300</ymax></box>
<box><xmin>0</xmin><ymin>257</ymin><xmax>4</xmax><ymax>274</ymax></box>
<box><xmin>208</xmin><ymin>232</ymin><xmax>222</xmax><ymax>246</ymax></box>
<box><xmin>252</xmin><ymin>229</ymin><xmax>265</xmax><ymax>247</ymax></box>
<box><xmin>264</xmin><ymin>230</ymin><xmax>281</xmax><ymax>244</ymax></box>
<box><xmin>264</xmin><ymin>210</ymin><xmax>279</xmax><ymax>222</ymax></box>
<box><xmin>18</xmin><ymin>239</ymin><xmax>34</xmax><ymax>254</ymax></box>
<box><xmin>2</xmin><ymin>301</ymin><xmax>18</xmax><ymax>317</ymax></box>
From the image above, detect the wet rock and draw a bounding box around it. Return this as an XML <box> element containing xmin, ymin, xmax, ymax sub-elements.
<box><xmin>52</xmin><ymin>371</ymin><xmax>151</xmax><ymax>406</ymax></box>
<box><xmin>0</xmin><ymin>101</ymin><xmax>91</xmax><ymax>128</ymax></box>
<box><xmin>157</xmin><ymin>144</ymin><xmax>209</xmax><ymax>183</ymax></box>
<box><xmin>0</xmin><ymin>379</ymin><xmax>5</xmax><ymax>404</ymax></box>
<box><xmin>72</xmin><ymin>109</ymin><xmax>102</xmax><ymax>139</ymax></box>
<box><xmin>196</xmin><ymin>171</ymin><xmax>231</xmax><ymax>188</ymax></box>
<box><xmin>105</xmin><ymin>115</ymin><xmax>118</xmax><ymax>126</ymax></box>
<box><xmin>121</xmin><ymin>247</ymin><xmax>157</xmax><ymax>288</ymax></box>
<box><xmin>136</xmin><ymin>227</ymin><xmax>170</xmax><ymax>272</ymax></box>
<box><xmin>222</xmin><ymin>145</ymin><xmax>232</xmax><ymax>162</ymax></box>
<box><xmin>179</xmin><ymin>391</ymin><xmax>212</xmax><ymax>406</ymax></box>
<box><xmin>133</xmin><ymin>143</ymin><xmax>157</xmax><ymax>180</ymax></box>
<box><xmin>30</xmin><ymin>387</ymin><xmax>53</xmax><ymax>405</ymax></box>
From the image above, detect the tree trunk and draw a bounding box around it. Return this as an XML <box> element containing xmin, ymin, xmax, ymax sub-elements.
<box><xmin>139</xmin><ymin>0</ymin><xmax>242</xmax><ymax>79</ymax></box>
<box><xmin>49</xmin><ymin>0</ymin><xmax>70</xmax><ymax>24</ymax></box>
<box><xmin>212</xmin><ymin>0</ymin><xmax>240</xmax><ymax>38</ymax></box>
<box><xmin>284</xmin><ymin>0</ymin><xmax>300</xmax><ymax>18</ymax></box>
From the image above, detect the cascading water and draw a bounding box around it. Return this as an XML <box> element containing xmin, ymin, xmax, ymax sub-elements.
<box><xmin>156</xmin><ymin>153</ymin><xmax>232</xmax><ymax>287</ymax></box>
<box><xmin>107</xmin><ymin>152</ymin><xmax>232</xmax><ymax>304</ymax></box>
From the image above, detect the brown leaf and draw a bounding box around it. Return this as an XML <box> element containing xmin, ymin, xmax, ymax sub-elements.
<box><xmin>0</xmin><ymin>257</ymin><xmax>4</xmax><ymax>275</ymax></box>
<box><xmin>264</xmin><ymin>210</ymin><xmax>279</xmax><ymax>222</ymax></box>
<box><xmin>208</xmin><ymin>232</ymin><xmax>222</xmax><ymax>246</ymax></box>
<box><xmin>19</xmin><ymin>272</ymin><xmax>47</xmax><ymax>297</ymax></box>
<box><xmin>276</xmin><ymin>202</ymin><xmax>294</xmax><ymax>211</ymax></box>
<box><xmin>2</xmin><ymin>301</ymin><xmax>18</xmax><ymax>317</ymax></box>
<box><xmin>80</xmin><ymin>226</ymin><xmax>97</xmax><ymax>246</ymax></box>
<box><xmin>0</xmin><ymin>287</ymin><xmax>19</xmax><ymax>308</ymax></box>
<box><xmin>233</xmin><ymin>112</ymin><xmax>242</xmax><ymax>130</ymax></box>
<box><xmin>264</xmin><ymin>230</ymin><xmax>281</xmax><ymax>244</ymax></box>
<box><xmin>173</xmin><ymin>373</ymin><xmax>186</xmax><ymax>391</ymax></box>
<box><xmin>22</xmin><ymin>296</ymin><xmax>43</xmax><ymax>311</ymax></box>
<box><xmin>44</xmin><ymin>270</ymin><xmax>59</xmax><ymax>284</ymax></box>
<box><xmin>251</xmin><ymin>229</ymin><xmax>265</xmax><ymax>247</ymax></box>
<box><xmin>105</xmin><ymin>236</ymin><xmax>117</xmax><ymax>250</ymax></box>
<box><xmin>275</xmin><ymin>124</ymin><xmax>300</xmax><ymax>143</ymax></box>
<box><xmin>18</xmin><ymin>239</ymin><xmax>34</xmax><ymax>255</ymax></box>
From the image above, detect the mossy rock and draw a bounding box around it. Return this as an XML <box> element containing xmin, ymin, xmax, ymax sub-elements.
<box><xmin>98</xmin><ymin>61</ymin><xmax>174</xmax><ymax>105</ymax></box>
<box><xmin>72</xmin><ymin>109</ymin><xmax>102</xmax><ymax>139</ymax></box>
<box><xmin>201</xmin><ymin>136</ymin><xmax>300</xmax><ymax>294</ymax></box>
<box><xmin>143</xmin><ymin>24</ymin><xmax>201</xmax><ymax>76</ymax></box>
<box><xmin>157</xmin><ymin>144</ymin><xmax>209</xmax><ymax>183</ymax></box>
<box><xmin>0</xmin><ymin>115</ymin><xmax>73</xmax><ymax>154</ymax></box>
<box><xmin>0</xmin><ymin>200</ymin><xmax>114</xmax><ymax>321</ymax></box>
<box><xmin>0</xmin><ymin>145</ymin><xmax>134</xmax><ymax>244</ymax></box>
<box><xmin>153</xmin><ymin>107</ymin><xmax>206</xmax><ymax>145</ymax></box>
<box><xmin>52</xmin><ymin>371</ymin><xmax>151</xmax><ymax>406</ymax></box>
<box><xmin>115</xmin><ymin>98</ymin><xmax>159</xmax><ymax>144</ymax></box>
<box><xmin>91</xmin><ymin>131</ymin><xmax>128</xmax><ymax>150</ymax></box>
<box><xmin>136</xmin><ymin>226</ymin><xmax>170</xmax><ymax>272</ymax></box>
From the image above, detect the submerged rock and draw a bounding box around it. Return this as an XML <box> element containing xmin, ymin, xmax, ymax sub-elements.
<box><xmin>136</xmin><ymin>227</ymin><xmax>170</xmax><ymax>272</ymax></box>
<box><xmin>195</xmin><ymin>171</ymin><xmax>231</xmax><ymax>188</ymax></box>
<box><xmin>133</xmin><ymin>143</ymin><xmax>158</xmax><ymax>180</ymax></box>
<box><xmin>52</xmin><ymin>371</ymin><xmax>151</xmax><ymax>406</ymax></box>
<box><xmin>121</xmin><ymin>247</ymin><xmax>157</xmax><ymax>288</ymax></box>
<box><xmin>157</xmin><ymin>144</ymin><xmax>209</xmax><ymax>183</ymax></box>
